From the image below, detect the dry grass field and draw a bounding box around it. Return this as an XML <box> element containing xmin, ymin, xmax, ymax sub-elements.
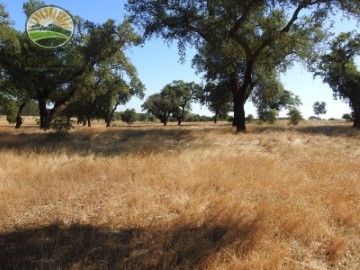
<box><xmin>0</xmin><ymin>116</ymin><xmax>359</xmax><ymax>269</ymax></box>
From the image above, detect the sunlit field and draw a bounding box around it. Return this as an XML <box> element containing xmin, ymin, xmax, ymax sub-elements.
<box><xmin>0</xmin><ymin>116</ymin><xmax>359</xmax><ymax>269</ymax></box>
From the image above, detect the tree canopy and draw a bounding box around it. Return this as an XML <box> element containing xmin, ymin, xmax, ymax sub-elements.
<box><xmin>313</xmin><ymin>101</ymin><xmax>327</xmax><ymax>118</ymax></box>
<box><xmin>142</xmin><ymin>93</ymin><xmax>176</xmax><ymax>126</ymax></box>
<box><xmin>0</xmin><ymin>1</ymin><xmax>143</xmax><ymax>129</ymax></box>
<box><xmin>316</xmin><ymin>32</ymin><xmax>360</xmax><ymax>128</ymax></box>
<box><xmin>126</xmin><ymin>0</ymin><xmax>360</xmax><ymax>131</ymax></box>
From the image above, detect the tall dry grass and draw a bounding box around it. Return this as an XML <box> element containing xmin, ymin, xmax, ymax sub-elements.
<box><xmin>0</xmin><ymin>119</ymin><xmax>359</xmax><ymax>269</ymax></box>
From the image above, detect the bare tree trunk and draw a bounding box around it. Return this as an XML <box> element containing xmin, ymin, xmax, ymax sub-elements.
<box><xmin>230</xmin><ymin>77</ymin><xmax>247</xmax><ymax>132</ymax></box>
<box><xmin>15</xmin><ymin>102</ymin><xmax>26</xmax><ymax>129</ymax></box>
<box><xmin>38</xmin><ymin>99</ymin><xmax>51</xmax><ymax>129</ymax></box>
<box><xmin>87</xmin><ymin>117</ymin><xmax>91</xmax><ymax>127</ymax></box>
<box><xmin>232</xmin><ymin>92</ymin><xmax>246</xmax><ymax>132</ymax></box>
<box><xmin>105</xmin><ymin>114</ymin><xmax>112</xmax><ymax>127</ymax></box>
<box><xmin>214</xmin><ymin>111</ymin><xmax>218</xmax><ymax>124</ymax></box>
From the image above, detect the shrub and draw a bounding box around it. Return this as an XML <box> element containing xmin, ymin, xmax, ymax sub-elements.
<box><xmin>246</xmin><ymin>114</ymin><xmax>254</xmax><ymax>123</ymax></box>
<box><xmin>288</xmin><ymin>108</ymin><xmax>303</xmax><ymax>125</ymax></box>
<box><xmin>256</xmin><ymin>119</ymin><xmax>264</xmax><ymax>125</ymax></box>
<box><xmin>50</xmin><ymin>114</ymin><xmax>74</xmax><ymax>134</ymax></box>
<box><xmin>267</xmin><ymin>109</ymin><xmax>277</xmax><ymax>124</ymax></box>
<box><xmin>121</xmin><ymin>109</ymin><xmax>138</xmax><ymax>124</ymax></box>
<box><xmin>227</xmin><ymin>115</ymin><xmax>234</xmax><ymax>123</ymax></box>
<box><xmin>5</xmin><ymin>102</ymin><xmax>17</xmax><ymax>125</ymax></box>
<box><xmin>342</xmin><ymin>113</ymin><xmax>353</xmax><ymax>121</ymax></box>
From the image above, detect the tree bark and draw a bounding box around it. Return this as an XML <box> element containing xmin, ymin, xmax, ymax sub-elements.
<box><xmin>232</xmin><ymin>92</ymin><xmax>246</xmax><ymax>132</ymax></box>
<box><xmin>177</xmin><ymin>118</ymin><xmax>181</xmax><ymax>126</ymax></box>
<box><xmin>106</xmin><ymin>116</ymin><xmax>112</xmax><ymax>127</ymax></box>
<box><xmin>15</xmin><ymin>102</ymin><xmax>26</xmax><ymax>129</ymax></box>
<box><xmin>214</xmin><ymin>111</ymin><xmax>218</xmax><ymax>124</ymax></box>
<box><xmin>87</xmin><ymin>117</ymin><xmax>91</xmax><ymax>127</ymax></box>
<box><xmin>38</xmin><ymin>99</ymin><xmax>51</xmax><ymax>129</ymax></box>
<box><xmin>229</xmin><ymin>75</ymin><xmax>247</xmax><ymax>132</ymax></box>
<box><xmin>83</xmin><ymin>121</ymin><xmax>87</xmax><ymax>126</ymax></box>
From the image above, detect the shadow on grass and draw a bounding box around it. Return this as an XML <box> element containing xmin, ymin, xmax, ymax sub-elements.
<box><xmin>0</xmin><ymin>220</ymin><xmax>259</xmax><ymax>269</ymax></box>
<box><xmin>297</xmin><ymin>125</ymin><xmax>360</xmax><ymax>137</ymax></box>
<box><xmin>0</xmin><ymin>128</ymin><xmax>198</xmax><ymax>157</ymax></box>
<box><xmin>252</xmin><ymin>124</ymin><xmax>360</xmax><ymax>137</ymax></box>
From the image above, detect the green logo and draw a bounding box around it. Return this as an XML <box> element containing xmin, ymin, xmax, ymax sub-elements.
<box><xmin>26</xmin><ymin>6</ymin><xmax>74</xmax><ymax>49</ymax></box>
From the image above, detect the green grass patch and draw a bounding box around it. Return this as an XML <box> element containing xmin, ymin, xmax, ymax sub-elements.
<box><xmin>28</xmin><ymin>30</ymin><xmax>69</xmax><ymax>41</ymax></box>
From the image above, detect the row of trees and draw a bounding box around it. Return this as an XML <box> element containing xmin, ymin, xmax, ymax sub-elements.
<box><xmin>141</xmin><ymin>79</ymin><xmax>303</xmax><ymax>126</ymax></box>
<box><xmin>1</xmin><ymin>1</ymin><xmax>360</xmax><ymax>131</ymax></box>
<box><xmin>125</xmin><ymin>0</ymin><xmax>360</xmax><ymax>131</ymax></box>
<box><xmin>0</xmin><ymin>1</ymin><xmax>144</xmax><ymax>130</ymax></box>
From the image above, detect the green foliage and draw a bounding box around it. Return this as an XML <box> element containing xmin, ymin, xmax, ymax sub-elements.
<box><xmin>50</xmin><ymin>114</ymin><xmax>74</xmax><ymax>134</ymax></box>
<box><xmin>142</xmin><ymin>93</ymin><xmax>176</xmax><ymax>126</ymax></box>
<box><xmin>161</xmin><ymin>80</ymin><xmax>201</xmax><ymax>125</ymax></box>
<box><xmin>342</xmin><ymin>113</ymin><xmax>353</xmax><ymax>121</ymax></box>
<box><xmin>226</xmin><ymin>116</ymin><xmax>234</xmax><ymax>123</ymax></box>
<box><xmin>253</xmin><ymin>73</ymin><xmax>302</xmax><ymax>121</ymax></box>
<box><xmin>125</xmin><ymin>0</ymin><xmax>353</xmax><ymax>131</ymax></box>
<box><xmin>246</xmin><ymin>114</ymin><xmax>254</xmax><ymax>123</ymax></box>
<box><xmin>313</xmin><ymin>101</ymin><xmax>327</xmax><ymax>117</ymax></box>
<box><xmin>256</xmin><ymin>119</ymin><xmax>264</xmax><ymax>126</ymax></box>
<box><xmin>0</xmin><ymin>2</ymin><xmax>143</xmax><ymax>129</ymax></box>
<box><xmin>22</xmin><ymin>100</ymin><xmax>38</xmax><ymax>116</ymax></box>
<box><xmin>316</xmin><ymin>32</ymin><xmax>360</xmax><ymax>128</ymax></box>
<box><xmin>23</xmin><ymin>0</ymin><xmax>45</xmax><ymax>17</ymax></box>
<box><xmin>288</xmin><ymin>108</ymin><xmax>303</xmax><ymax>125</ymax></box>
<box><xmin>121</xmin><ymin>109</ymin><xmax>138</xmax><ymax>124</ymax></box>
<box><xmin>5</xmin><ymin>100</ymin><xmax>17</xmax><ymax>125</ymax></box>
<box><xmin>267</xmin><ymin>109</ymin><xmax>277</xmax><ymax>124</ymax></box>
<box><xmin>200</xmin><ymin>81</ymin><xmax>232</xmax><ymax>123</ymax></box>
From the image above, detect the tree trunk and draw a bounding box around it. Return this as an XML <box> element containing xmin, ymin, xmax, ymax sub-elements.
<box><xmin>163</xmin><ymin>120</ymin><xmax>167</xmax><ymax>126</ymax></box>
<box><xmin>15</xmin><ymin>102</ymin><xmax>26</xmax><ymax>129</ymax></box>
<box><xmin>230</xmin><ymin>78</ymin><xmax>247</xmax><ymax>132</ymax></box>
<box><xmin>232</xmin><ymin>92</ymin><xmax>246</xmax><ymax>132</ymax></box>
<box><xmin>38</xmin><ymin>99</ymin><xmax>51</xmax><ymax>129</ymax></box>
<box><xmin>105</xmin><ymin>114</ymin><xmax>112</xmax><ymax>127</ymax></box>
<box><xmin>214</xmin><ymin>111</ymin><xmax>218</xmax><ymax>124</ymax></box>
<box><xmin>177</xmin><ymin>118</ymin><xmax>181</xmax><ymax>126</ymax></box>
<box><xmin>87</xmin><ymin>117</ymin><xmax>91</xmax><ymax>127</ymax></box>
<box><xmin>82</xmin><ymin>121</ymin><xmax>87</xmax><ymax>126</ymax></box>
<box><xmin>230</xmin><ymin>59</ymin><xmax>254</xmax><ymax>133</ymax></box>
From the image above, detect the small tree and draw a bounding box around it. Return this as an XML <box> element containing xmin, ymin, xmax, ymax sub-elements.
<box><xmin>5</xmin><ymin>101</ymin><xmax>17</xmax><ymax>125</ymax></box>
<box><xmin>200</xmin><ymin>82</ymin><xmax>232</xmax><ymax>124</ymax></box>
<box><xmin>316</xmin><ymin>32</ymin><xmax>360</xmax><ymax>128</ymax></box>
<box><xmin>246</xmin><ymin>114</ymin><xmax>254</xmax><ymax>123</ymax></box>
<box><xmin>161</xmin><ymin>80</ymin><xmax>201</xmax><ymax>126</ymax></box>
<box><xmin>313</xmin><ymin>102</ymin><xmax>327</xmax><ymax>118</ymax></box>
<box><xmin>342</xmin><ymin>113</ymin><xmax>353</xmax><ymax>121</ymax></box>
<box><xmin>121</xmin><ymin>109</ymin><xmax>138</xmax><ymax>124</ymax></box>
<box><xmin>267</xmin><ymin>109</ymin><xmax>277</xmax><ymax>124</ymax></box>
<box><xmin>50</xmin><ymin>113</ymin><xmax>74</xmax><ymax>134</ymax></box>
<box><xmin>142</xmin><ymin>94</ymin><xmax>176</xmax><ymax>126</ymax></box>
<box><xmin>288</xmin><ymin>108</ymin><xmax>303</xmax><ymax>125</ymax></box>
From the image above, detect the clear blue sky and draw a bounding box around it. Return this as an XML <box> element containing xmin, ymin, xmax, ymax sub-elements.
<box><xmin>3</xmin><ymin>0</ymin><xmax>358</xmax><ymax>119</ymax></box>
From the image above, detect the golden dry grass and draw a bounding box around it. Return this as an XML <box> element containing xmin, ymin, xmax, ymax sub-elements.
<box><xmin>0</xmin><ymin>117</ymin><xmax>360</xmax><ymax>269</ymax></box>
